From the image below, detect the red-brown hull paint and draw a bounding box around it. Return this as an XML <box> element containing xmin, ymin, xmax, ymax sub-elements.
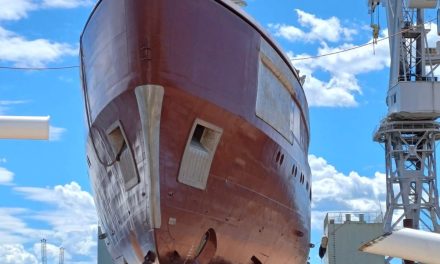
<box><xmin>80</xmin><ymin>0</ymin><xmax>311</xmax><ymax>263</ymax></box>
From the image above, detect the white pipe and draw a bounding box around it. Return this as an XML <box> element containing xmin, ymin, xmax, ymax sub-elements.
<box><xmin>359</xmin><ymin>228</ymin><xmax>440</xmax><ymax>264</ymax></box>
<box><xmin>0</xmin><ymin>116</ymin><xmax>50</xmax><ymax>140</ymax></box>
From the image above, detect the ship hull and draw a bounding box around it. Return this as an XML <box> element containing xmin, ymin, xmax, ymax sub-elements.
<box><xmin>80</xmin><ymin>0</ymin><xmax>311</xmax><ymax>263</ymax></box>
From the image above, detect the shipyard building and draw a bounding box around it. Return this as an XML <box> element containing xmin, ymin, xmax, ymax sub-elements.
<box><xmin>322</xmin><ymin>212</ymin><xmax>385</xmax><ymax>264</ymax></box>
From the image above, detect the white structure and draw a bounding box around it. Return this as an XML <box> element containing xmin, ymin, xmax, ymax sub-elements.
<box><xmin>369</xmin><ymin>0</ymin><xmax>440</xmax><ymax>240</ymax></box>
<box><xmin>322</xmin><ymin>212</ymin><xmax>385</xmax><ymax>264</ymax></box>
<box><xmin>406</xmin><ymin>0</ymin><xmax>438</xmax><ymax>8</ymax></box>
<box><xmin>360</xmin><ymin>228</ymin><xmax>440</xmax><ymax>264</ymax></box>
<box><xmin>387</xmin><ymin>82</ymin><xmax>440</xmax><ymax>119</ymax></box>
<box><xmin>98</xmin><ymin>227</ymin><xmax>115</xmax><ymax>264</ymax></box>
<box><xmin>0</xmin><ymin>116</ymin><xmax>49</xmax><ymax>140</ymax></box>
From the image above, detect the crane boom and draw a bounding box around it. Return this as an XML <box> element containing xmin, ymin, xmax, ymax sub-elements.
<box><xmin>0</xmin><ymin>116</ymin><xmax>49</xmax><ymax>140</ymax></box>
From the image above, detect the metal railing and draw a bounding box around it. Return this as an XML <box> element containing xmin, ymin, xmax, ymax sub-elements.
<box><xmin>324</xmin><ymin>212</ymin><xmax>384</xmax><ymax>230</ymax></box>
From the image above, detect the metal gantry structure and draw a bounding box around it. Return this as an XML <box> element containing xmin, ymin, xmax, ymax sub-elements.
<box><xmin>40</xmin><ymin>239</ymin><xmax>65</xmax><ymax>264</ymax></box>
<box><xmin>368</xmin><ymin>0</ymin><xmax>440</xmax><ymax>262</ymax></box>
<box><xmin>59</xmin><ymin>247</ymin><xmax>64</xmax><ymax>264</ymax></box>
<box><xmin>41</xmin><ymin>239</ymin><xmax>47</xmax><ymax>264</ymax></box>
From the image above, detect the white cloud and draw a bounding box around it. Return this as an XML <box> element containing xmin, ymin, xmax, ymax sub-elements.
<box><xmin>0</xmin><ymin>26</ymin><xmax>77</xmax><ymax>67</ymax></box>
<box><xmin>0</xmin><ymin>100</ymin><xmax>28</xmax><ymax>105</ymax></box>
<box><xmin>0</xmin><ymin>167</ymin><xmax>14</xmax><ymax>185</ymax></box>
<box><xmin>41</xmin><ymin>0</ymin><xmax>95</xmax><ymax>8</ymax></box>
<box><xmin>426</xmin><ymin>22</ymin><xmax>438</xmax><ymax>47</ymax></box>
<box><xmin>270</xmin><ymin>9</ymin><xmax>357</xmax><ymax>43</ymax></box>
<box><xmin>49</xmin><ymin>126</ymin><xmax>66</xmax><ymax>141</ymax></box>
<box><xmin>0</xmin><ymin>208</ymin><xmax>34</xmax><ymax>244</ymax></box>
<box><xmin>1</xmin><ymin>182</ymin><xmax>97</xmax><ymax>263</ymax></box>
<box><xmin>13</xmin><ymin>182</ymin><xmax>98</xmax><ymax>257</ymax></box>
<box><xmin>310</xmin><ymin>154</ymin><xmax>386</xmax><ymax>229</ymax></box>
<box><xmin>425</xmin><ymin>22</ymin><xmax>440</xmax><ymax>77</ymax></box>
<box><xmin>0</xmin><ymin>244</ymin><xmax>38</xmax><ymax>264</ymax></box>
<box><xmin>0</xmin><ymin>0</ymin><xmax>95</xmax><ymax>21</ymax></box>
<box><xmin>285</xmin><ymin>20</ymin><xmax>440</xmax><ymax>108</ymax></box>
<box><xmin>0</xmin><ymin>0</ymin><xmax>37</xmax><ymax>21</ymax></box>
<box><xmin>0</xmin><ymin>0</ymin><xmax>85</xmax><ymax>67</ymax></box>
<box><xmin>32</xmin><ymin>242</ymin><xmax>72</xmax><ymax>264</ymax></box>
<box><xmin>269</xmin><ymin>24</ymin><xmax>304</xmax><ymax>41</ymax></box>
<box><xmin>286</xmin><ymin>32</ymin><xmax>390</xmax><ymax>107</ymax></box>
<box><xmin>0</xmin><ymin>100</ymin><xmax>28</xmax><ymax>115</ymax></box>
<box><xmin>269</xmin><ymin>10</ymin><xmax>390</xmax><ymax>107</ymax></box>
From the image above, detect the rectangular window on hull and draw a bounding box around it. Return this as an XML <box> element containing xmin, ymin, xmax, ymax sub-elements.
<box><xmin>291</xmin><ymin>101</ymin><xmax>301</xmax><ymax>142</ymax></box>
<box><xmin>256</xmin><ymin>39</ymin><xmax>297</xmax><ymax>144</ymax></box>
<box><xmin>300</xmin><ymin>117</ymin><xmax>309</xmax><ymax>151</ymax></box>
<box><xmin>107</xmin><ymin>122</ymin><xmax>140</xmax><ymax>190</ymax></box>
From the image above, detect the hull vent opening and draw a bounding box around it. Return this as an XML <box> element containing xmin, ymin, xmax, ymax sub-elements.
<box><xmin>143</xmin><ymin>251</ymin><xmax>156</xmax><ymax>264</ymax></box>
<box><xmin>195</xmin><ymin>228</ymin><xmax>217</xmax><ymax>264</ymax></box>
<box><xmin>191</xmin><ymin>124</ymin><xmax>206</xmax><ymax>149</ymax></box>
<box><xmin>251</xmin><ymin>256</ymin><xmax>262</xmax><ymax>264</ymax></box>
<box><xmin>178</xmin><ymin>119</ymin><xmax>223</xmax><ymax>190</ymax></box>
<box><xmin>107</xmin><ymin>121</ymin><xmax>140</xmax><ymax>190</ymax></box>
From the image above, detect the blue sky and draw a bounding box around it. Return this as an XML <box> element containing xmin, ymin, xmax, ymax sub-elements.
<box><xmin>0</xmin><ymin>0</ymin><xmax>438</xmax><ymax>263</ymax></box>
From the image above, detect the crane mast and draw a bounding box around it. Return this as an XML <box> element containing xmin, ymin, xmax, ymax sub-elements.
<box><xmin>369</xmin><ymin>0</ymin><xmax>440</xmax><ymax>255</ymax></box>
